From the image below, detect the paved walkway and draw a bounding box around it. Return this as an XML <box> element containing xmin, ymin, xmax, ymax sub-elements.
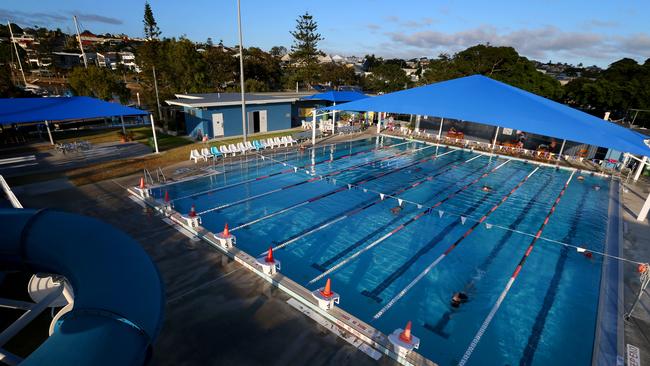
<box><xmin>0</xmin><ymin>141</ymin><xmax>151</xmax><ymax>178</ymax></box>
<box><xmin>621</xmin><ymin>179</ymin><xmax>650</xmax><ymax>366</ymax></box>
<box><xmin>15</xmin><ymin>175</ymin><xmax>396</xmax><ymax>366</ymax></box>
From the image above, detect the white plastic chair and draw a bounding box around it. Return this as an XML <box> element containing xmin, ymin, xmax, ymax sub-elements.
<box><xmin>219</xmin><ymin>145</ymin><xmax>230</xmax><ymax>156</ymax></box>
<box><xmin>245</xmin><ymin>141</ymin><xmax>255</xmax><ymax>151</ymax></box>
<box><xmin>273</xmin><ymin>137</ymin><xmax>283</xmax><ymax>147</ymax></box>
<box><xmin>201</xmin><ymin>148</ymin><xmax>212</xmax><ymax>160</ymax></box>
<box><xmin>190</xmin><ymin>149</ymin><xmax>204</xmax><ymax>163</ymax></box>
<box><xmin>237</xmin><ymin>142</ymin><xmax>247</xmax><ymax>153</ymax></box>
<box><xmin>266</xmin><ymin>138</ymin><xmax>275</xmax><ymax>149</ymax></box>
<box><xmin>228</xmin><ymin>144</ymin><xmax>240</xmax><ymax>155</ymax></box>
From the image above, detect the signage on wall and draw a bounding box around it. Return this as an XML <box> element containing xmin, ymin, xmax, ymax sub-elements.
<box><xmin>502</xmin><ymin>128</ymin><xmax>514</xmax><ymax>135</ymax></box>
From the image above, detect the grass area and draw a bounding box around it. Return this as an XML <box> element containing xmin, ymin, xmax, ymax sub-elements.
<box><xmin>65</xmin><ymin>128</ymin><xmax>301</xmax><ymax>186</ymax></box>
<box><xmin>58</xmin><ymin>126</ymin><xmax>192</xmax><ymax>151</ymax></box>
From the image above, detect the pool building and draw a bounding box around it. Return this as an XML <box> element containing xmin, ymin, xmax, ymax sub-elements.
<box><xmin>166</xmin><ymin>92</ymin><xmax>325</xmax><ymax>139</ymax></box>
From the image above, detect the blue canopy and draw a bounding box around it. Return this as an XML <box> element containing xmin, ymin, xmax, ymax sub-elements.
<box><xmin>302</xmin><ymin>90</ymin><xmax>369</xmax><ymax>103</ymax></box>
<box><xmin>323</xmin><ymin>75</ymin><xmax>650</xmax><ymax>156</ymax></box>
<box><xmin>0</xmin><ymin>96</ymin><xmax>148</xmax><ymax>125</ymax></box>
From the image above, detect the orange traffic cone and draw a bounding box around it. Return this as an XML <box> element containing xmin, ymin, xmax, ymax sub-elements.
<box><xmin>265</xmin><ymin>246</ymin><xmax>275</xmax><ymax>263</ymax></box>
<box><xmin>223</xmin><ymin>223</ymin><xmax>230</xmax><ymax>237</ymax></box>
<box><xmin>189</xmin><ymin>204</ymin><xmax>197</xmax><ymax>218</ymax></box>
<box><xmin>399</xmin><ymin>321</ymin><xmax>413</xmax><ymax>343</ymax></box>
<box><xmin>320</xmin><ymin>278</ymin><xmax>333</xmax><ymax>298</ymax></box>
<box><xmin>139</xmin><ymin>177</ymin><xmax>145</xmax><ymax>189</ymax></box>
<box><xmin>164</xmin><ymin>190</ymin><xmax>170</xmax><ymax>203</ymax></box>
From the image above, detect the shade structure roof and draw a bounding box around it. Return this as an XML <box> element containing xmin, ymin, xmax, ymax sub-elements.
<box><xmin>301</xmin><ymin>90</ymin><xmax>369</xmax><ymax>103</ymax></box>
<box><xmin>0</xmin><ymin>96</ymin><xmax>148</xmax><ymax>125</ymax></box>
<box><xmin>322</xmin><ymin>75</ymin><xmax>650</xmax><ymax>156</ymax></box>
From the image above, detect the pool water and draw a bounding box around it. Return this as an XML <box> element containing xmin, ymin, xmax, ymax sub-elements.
<box><xmin>152</xmin><ymin>137</ymin><xmax>610</xmax><ymax>366</ymax></box>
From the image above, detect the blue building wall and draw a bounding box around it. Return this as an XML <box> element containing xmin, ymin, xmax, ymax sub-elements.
<box><xmin>184</xmin><ymin>102</ymin><xmax>293</xmax><ymax>139</ymax></box>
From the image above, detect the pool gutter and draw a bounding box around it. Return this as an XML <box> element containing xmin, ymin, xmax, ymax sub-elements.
<box><xmin>591</xmin><ymin>178</ymin><xmax>625</xmax><ymax>366</ymax></box>
<box><xmin>127</xmin><ymin>186</ymin><xmax>437</xmax><ymax>366</ymax></box>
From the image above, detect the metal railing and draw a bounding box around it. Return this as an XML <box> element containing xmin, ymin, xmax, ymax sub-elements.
<box><xmin>0</xmin><ymin>175</ymin><xmax>22</xmax><ymax>208</ymax></box>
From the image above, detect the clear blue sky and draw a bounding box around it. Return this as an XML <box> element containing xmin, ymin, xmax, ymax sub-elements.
<box><xmin>3</xmin><ymin>0</ymin><xmax>649</xmax><ymax>67</ymax></box>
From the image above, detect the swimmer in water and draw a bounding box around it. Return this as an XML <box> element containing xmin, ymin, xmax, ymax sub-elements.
<box><xmin>593</xmin><ymin>185</ymin><xmax>600</xmax><ymax>191</ymax></box>
<box><xmin>481</xmin><ymin>186</ymin><xmax>492</xmax><ymax>193</ymax></box>
<box><xmin>451</xmin><ymin>292</ymin><xmax>468</xmax><ymax>308</ymax></box>
<box><xmin>390</xmin><ymin>206</ymin><xmax>402</xmax><ymax>215</ymax></box>
<box><xmin>577</xmin><ymin>176</ymin><xmax>585</xmax><ymax>181</ymax></box>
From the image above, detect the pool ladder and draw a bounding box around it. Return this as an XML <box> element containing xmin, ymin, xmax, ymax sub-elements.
<box><xmin>143</xmin><ymin>167</ymin><xmax>166</xmax><ymax>186</ymax></box>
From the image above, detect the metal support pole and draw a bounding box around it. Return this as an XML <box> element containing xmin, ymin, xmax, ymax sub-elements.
<box><xmin>492</xmin><ymin>126</ymin><xmax>500</xmax><ymax>151</ymax></box>
<box><xmin>311</xmin><ymin>111</ymin><xmax>317</xmax><ymax>146</ymax></box>
<box><xmin>437</xmin><ymin>117</ymin><xmax>444</xmax><ymax>140</ymax></box>
<box><xmin>237</xmin><ymin>0</ymin><xmax>247</xmax><ymax>143</ymax></box>
<box><xmin>44</xmin><ymin>121</ymin><xmax>54</xmax><ymax>145</ymax></box>
<box><xmin>0</xmin><ymin>348</ymin><xmax>22</xmax><ymax>366</ymax></box>
<box><xmin>120</xmin><ymin>116</ymin><xmax>126</xmax><ymax>134</ymax></box>
<box><xmin>415</xmin><ymin>115</ymin><xmax>421</xmax><ymax>132</ymax></box>
<box><xmin>332</xmin><ymin>101</ymin><xmax>337</xmax><ymax>134</ymax></box>
<box><xmin>7</xmin><ymin>21</ymin><xmax>27</xmax><ymax>86</ymax></box>
<box><xmin>634</xmin><ymin>156</ymin><xmax>647</xmax><ymax>182</ymax></box>
<box><xmin>136</xmin><ymin>92</ymin><xmax>141</xmax><ymax>107</ymax></box>
<box><xmin>152</xmin><ymin>66</ymin><xmax>163</xmax><ymax>123</ymax></box>
<box><xmin>638</xmin><ymin>192</ymin><xmax>650</xmax><ymax>222</ymax></box>
<box><xmin>376</xmin><ymin>112</ymin><xmax>382</xmax><ymax>134</ymax></box>
<box><xmin>149</xmin><ymin>114</ymin><xmax>160</xmax><ymax>154</ymax></box>
<box><xmin>557</xmin><ymin>139</ymin><xmax>566</xmax><ymax>160</ymax></box>
<box><xmin>0</xmin><ymin>287</ymin><xmax>62</xmax><ymax>347</ymax></box>
<box><xmin>73</xmin><ymin>16</ymin><xmax>88</xmax><ymax>68</ymax></box>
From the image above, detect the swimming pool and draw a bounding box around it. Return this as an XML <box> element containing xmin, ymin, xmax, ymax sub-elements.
<box><xmin>151</xmin><ymin>137</ymin><xmax>610</xmax><ymax>365</ymax></box>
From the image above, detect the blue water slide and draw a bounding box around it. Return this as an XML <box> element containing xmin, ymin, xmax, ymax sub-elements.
<box><xmin>0</xmin><ymin>208</ymin><xmax>164</xmax><ymax>366</ymax></box>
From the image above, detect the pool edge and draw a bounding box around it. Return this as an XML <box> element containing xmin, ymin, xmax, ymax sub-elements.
<box><xmin>127</xmin><ymin>185</ymin><xmax>438</xmax><ymax>366</ymax></box>
<box><xmin>591</xmin><ymin>178</ymin><xmax>625</xmax><ymax>366</ymax></box>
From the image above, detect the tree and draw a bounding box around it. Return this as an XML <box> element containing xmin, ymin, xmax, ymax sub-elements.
<box><xmin>242</xmin><ymin>47</ymin><xmax>283</xmax><ymax>90</ymax></box>
<box><xmin>421</xmin><ymin>44</ymin><xmax>563</xmax><ymax>100</ymax></box>
<box><xmin>319</xmin><ymin>63</ymin><xmax>357</xmax><ymax>87</ymax></box>
<box><xmin>363</xmin><ymin>64</ymin><xmax>410</xmax><ymax>93</ymax></box>
<box><xmin>206</xmin><ymin>37</ymin><xmax>214</xmax><ymax>47</ymax></box>
<box><xmin>289</xmin><ymin>12</ymin><xmax>324</xmax><ymax>85</ymax></box>
<box><xmin>143</xmin><ymin>2</ymin><xmax>161</xmax><ymax>40</ymax></box>
<box><xmin>68</xmin><ymin>66</ymin><xmax>130</xmax><ymax>102</ymax></box>
<box><xmin>564</xmin><ymin>58</ymin><xmax>650</xmax><ymax>126</ymax></box>
<box><xmin>204</xmin><ymin>46</ymin><xmax>237</xmax><ymax>90</ymax></box>
<box><xmin>269</xmin><ymin>46</ymin><xmax>287</xmax><ymax>57</ymax></box>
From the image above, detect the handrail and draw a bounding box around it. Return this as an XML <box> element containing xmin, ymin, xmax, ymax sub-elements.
<box><xmin>0</xmin><ymin>175</ymin><xmax>22</xmax><ymax>208</ymax></box>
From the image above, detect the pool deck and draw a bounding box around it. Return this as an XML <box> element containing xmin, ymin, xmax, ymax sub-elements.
<box><xmin>14</xmin><ymin>175</ymin><xmax>400</xmax><ymax>366</ymax></box>
<box><xmin>621</xmin><ymin>178</ymin><xmax>650</xmax><ymax>366</ymax></box>
<box><xmin>8</xmin><ymin>130</ymin><xmax>648</xmax><ymax>365</ymax></box>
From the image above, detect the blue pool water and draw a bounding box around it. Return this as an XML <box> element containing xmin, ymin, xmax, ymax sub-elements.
<box><xmin>152</xmin><ymin>137</ymin><xmax>610</xmax><ymax>365</ymax></box>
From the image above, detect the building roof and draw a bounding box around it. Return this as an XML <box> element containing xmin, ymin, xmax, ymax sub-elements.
<box><xmin>322</xmin><ymin>75</ymin><xmax>650</xmax><ymax>156</ymax></box>
<box><xmin>166</xmin><ymin>92</ymin><xmax>316</xmax><ymax>108</ymax></box>
<box><xmin>301</xmin><ymin>91</ymin><xmax>369</xmax><ymax>103</ymax></box>
<box><xmin>0</xmin><ymin>96</ymin><xmax>148</xmax><ymax>125</ymax></box>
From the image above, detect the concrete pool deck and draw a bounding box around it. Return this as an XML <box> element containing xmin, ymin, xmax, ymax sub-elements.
<box><xmin>15</xmin><ymin>176</ymin><xmax>398</xmax><ymax>366</ymax></box>
<box><xmin>6</xmin><ymin>131</ymin><xmax>649</xmax><ymax>365</ymax></box>
<box><xmin>621</xmin><ymin>178</ymin><xmax>650</xmax><ymax>366</ymax></box>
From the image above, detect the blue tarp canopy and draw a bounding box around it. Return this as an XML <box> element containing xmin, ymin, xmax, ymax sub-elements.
<box><xmin>302</xmin><ymin>91</ymin><xmax>369</xmax><ymax>103</ymax></box>
<box><xmin>322</xmin><ymin>75</ymin><xmax>650</xmax><ymax>156</ymax></box>
<box><xmin>0</xmin><ymin>96</ymin><xmax>148</xmax><ymax>125</ymax></box>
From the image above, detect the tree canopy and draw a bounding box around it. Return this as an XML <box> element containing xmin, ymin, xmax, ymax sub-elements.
<box><xmin>68</xmin><ymin>65</ymin><xmax>130</xmax><ymax>102</ymax></box>
<box><xmin>289</xmin><ymin>12</ymin><xmax>324</xmax><ymax>86</ymax></box>
<box><xmin>422</xmin><ymin>45</ymin><xmax>564</xmax><ymax>100</ymax></box>
<box><xmin>564</xmin><ymin>58</ymin><xmax>650</xmax><ymax>126</ymax></box>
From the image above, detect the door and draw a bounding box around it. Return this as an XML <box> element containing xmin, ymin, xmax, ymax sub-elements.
<box><xmin>259</xmin><ymin>110</ymin><xmax>268</xmax><ymax>132</ymax></box>
<box><xmin>212</xmin><ymin>113</ymin><xmax>224</xmax><ymax>137</ymax></box>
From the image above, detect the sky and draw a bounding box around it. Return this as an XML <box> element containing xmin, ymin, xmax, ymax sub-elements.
<box><xmin>2</xmin><ymin>0</ymin><xmax>650</xmax><ymax>67</ymax></box>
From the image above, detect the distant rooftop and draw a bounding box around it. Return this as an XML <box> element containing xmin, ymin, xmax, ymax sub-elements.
<box><xmin>166</xmin><ymin>91</ymin><xmax>316</xmax><ymax>108</ymax></box>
